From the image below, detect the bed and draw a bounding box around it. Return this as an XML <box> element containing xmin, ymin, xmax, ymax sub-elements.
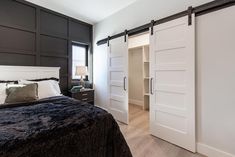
<box><xmin>0</xmin><ymin>66</ymin><xmax>132</xmax><ymax>157</ymax></box>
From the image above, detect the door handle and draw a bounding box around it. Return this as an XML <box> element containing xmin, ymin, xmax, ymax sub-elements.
<box><xmin>124</xmin><ymin>77</ymin><xmax>127</xmax><ymax>91</ymax></box>
<box><xmin>150</xmin><ymin>78</ymin><xmax>154</xmax><ymax>95</ymax></box>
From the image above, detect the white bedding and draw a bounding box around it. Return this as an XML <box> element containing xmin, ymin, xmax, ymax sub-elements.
<box><xmin>0</xmin><ymin>83</ymin><xmax>7</xmax><ymax>104</ymax></box>
<box><xmin>19</xmin><ymin>80</ymin><xmax>62</xmax><ymax>99</ymax></box>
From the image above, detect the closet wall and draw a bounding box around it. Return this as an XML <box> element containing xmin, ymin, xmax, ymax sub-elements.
<box><xmin>128</xmin><ymin>48</ymin><xmax>143</xmax><ymax>106</ymax></box>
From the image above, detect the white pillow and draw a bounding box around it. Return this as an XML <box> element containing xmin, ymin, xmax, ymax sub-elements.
<box><xmin>19</xmin><ymin>80</ymin><xmax>62</xmax><ymax>99</ymax></box>
<box><xmin>7</xmin><ymin>84</ymin><xmax>25</xmax><ymax>88</ymax></box>
<box><xmin>0</xmin><ymin>83</ymin><xmax>7</xmax><ymax>104</ymax></box>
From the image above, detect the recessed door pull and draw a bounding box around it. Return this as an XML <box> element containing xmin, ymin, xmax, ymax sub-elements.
<box><xmin>150</xmin><ymin>78</ymin><xmax>154</xmax><ymax>94</ymax></box>
<box><xmin>124</xmin><ymin>77</ymin><xmax>127</xmax><ymax>91</ymax></box>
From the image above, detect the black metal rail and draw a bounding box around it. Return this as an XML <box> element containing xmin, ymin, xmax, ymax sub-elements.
<box><xmin>97</xmin><ymin>0</ymin><xmax>235</xmax><ymax>46</ymax></box>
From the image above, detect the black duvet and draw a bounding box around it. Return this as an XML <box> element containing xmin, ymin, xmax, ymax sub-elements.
<box><xmin>0</xmin><ymin>96</ymin><xmax>132</xmax><ymax>157</ymax></box>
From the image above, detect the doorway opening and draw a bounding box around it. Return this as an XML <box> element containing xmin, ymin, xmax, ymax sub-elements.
<box><xmin>128</xmin><ymin>32</ymin><xmax>150</xmax><ymax>127</ymax></box>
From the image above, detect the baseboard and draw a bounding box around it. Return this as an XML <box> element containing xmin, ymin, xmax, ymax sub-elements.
<box><xmin>197</xmin><ymin>143</ymin><xmax>235</xmax><ymax>157</ymax></box>
<box><xmin>129</xmin><ymin>99</ymin><xmax>143</xmax><ymax>106</ymax></box>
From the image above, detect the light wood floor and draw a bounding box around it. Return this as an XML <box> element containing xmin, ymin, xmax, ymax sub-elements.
<box><xmin>118</xmin><ymin>104</ymin><xmax>206</xmax><ymax>157</ymax></box>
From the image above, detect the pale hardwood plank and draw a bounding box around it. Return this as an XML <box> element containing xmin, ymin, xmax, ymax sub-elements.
<box><xmin>118</xmin><ymin>104</ymin><xmax>206</xmax><ymax>157</ymax></box>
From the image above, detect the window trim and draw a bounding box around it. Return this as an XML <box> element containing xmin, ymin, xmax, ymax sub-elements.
<box><xmin>71</xmin><ymin>43</ymin><xmax>89</xmax><ymax>81</ymax></box>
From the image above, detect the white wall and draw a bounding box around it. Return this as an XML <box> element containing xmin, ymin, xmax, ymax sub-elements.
<box><xmin>196</xmin><ymin>6</ymin><xmax>235</xmax><ymax>157</ymax></box>
<box><xmin>93</xmin><ymin>44</ymin><xmax>108</xmax><ymax>109</ymax></box>
<box><xmin>94</xmin><ymin>0</ymin><xmax>212</xmax><ymax>42</ymax></box>
<box><xmin>128</xmin><ymin>33</ymin><xmax>149</xmax><ymax>49</ymax></box>
<box><xmin>93</xmin><ymin>0</ymin><xmax>235</xmax><ymax>156</ymax></box>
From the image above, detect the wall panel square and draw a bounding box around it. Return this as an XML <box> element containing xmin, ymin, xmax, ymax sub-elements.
<box><xmin>40</xmin><ymin>11</ymin><xmax>68</xmax><ymax>38</ymax></box>
<box><xmin>0</xmin><ymin>0</ymin><xmax>36</xmax><ymax>31</ymax></box>
<box><xmin>40</xmin><ymin>35</ymin><xmax>68</xmax><ymax>56</ymax></box>
<box><xmin>0</xmin><ymin>26</ymin><xmax>36</xmax><ymax>53</ymax></box>
<box><xmin>0</xmin><ymin>53</ymin><xmax>35</xmax><ymax>66</ymax></box>
<box><xmin>69</xmin><ymin>21</ymin><xmax>91</xmax><ymax>43</ymax></box>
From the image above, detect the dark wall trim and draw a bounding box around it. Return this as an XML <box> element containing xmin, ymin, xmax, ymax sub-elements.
<box><xmin>97</xmin><ymin>0</ymin><xmax>235</xmax><ymax>45</ymax></box>
<box><xmin>0</xmin><ymin>0</ymin><xmax>93</xmax><ymax>95</ymax></box>
<box><xmin>36</xmin><ymin>7</ymin><xmax>40</xmax><ymax>65</ymax></box>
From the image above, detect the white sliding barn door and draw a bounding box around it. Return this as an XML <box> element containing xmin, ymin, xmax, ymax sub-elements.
<box><xmin>149</xmin><ymin>15</ymin><xmax>195</xmax><ymax>152</ymax></box>
<box><xmin>107</xmin><ymin>37</ymin><xmax>129</xmax><ymax>124</ymax></box>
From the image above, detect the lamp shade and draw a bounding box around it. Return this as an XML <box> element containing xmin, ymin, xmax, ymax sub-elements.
<box><xmin>75</xmin><ymin>66</ymin><xmax>88</xmax><ymax>76</ymax></box>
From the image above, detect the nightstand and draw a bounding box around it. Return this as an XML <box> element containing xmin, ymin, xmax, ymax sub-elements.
<box><xmin>71</xmin><ymin>89</ymin><xmax>94</xmax><ymax>105</ymax></box>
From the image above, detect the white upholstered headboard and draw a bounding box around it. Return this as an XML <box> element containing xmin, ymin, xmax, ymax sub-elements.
<box><xmin>0</xmin><ymin>66</ymin><xmax>60</xmax><ymax>80</ymax></box>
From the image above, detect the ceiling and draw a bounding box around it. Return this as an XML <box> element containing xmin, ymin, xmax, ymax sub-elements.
<box><xmin>26</xmin><ymin>0</ymin><xmax>139</xmax><ymax>24</ymax></box>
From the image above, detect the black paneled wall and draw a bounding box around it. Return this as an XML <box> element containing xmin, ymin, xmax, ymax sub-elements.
<box><xmin>0</xmin><ymin>0</ymin><xmax>93</xmax><ymax>94</ymax></box>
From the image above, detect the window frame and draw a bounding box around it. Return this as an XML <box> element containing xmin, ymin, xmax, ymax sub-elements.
<box><xmin>71</xmin><ymin>43</ymin><xmax>89</xmax><ymax>81</ymax></box>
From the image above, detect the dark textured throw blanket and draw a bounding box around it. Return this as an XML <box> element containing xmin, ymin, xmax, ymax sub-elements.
<box><xmin>0</xmin><ymin>96</ymin><xmax>132</xmax><ymax>157</ymax></box>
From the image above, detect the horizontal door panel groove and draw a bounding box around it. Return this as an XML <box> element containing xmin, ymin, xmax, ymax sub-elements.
<box><xmin>155</xmin><ymin>42</ymin><xmax>185</xmax><ymax>52</ymax></box>
<box><xmin>155</xmin><ymin>124</ymin><xmax>187</xmax><ymax>134</ymax></box>
<box><xmin>109</xmin><ymin>108</ymin><xmax>124</xmax><ymax>114</ymax></box>
<box><xmin>110</xmin><ymin>94</ymin><xmax>125</xmax><ymax>102</ymax></box>
<box><xmin>110</xmin><ymin>81</ymin><xmax>123</xmax><ymax>87</ymax></box>
<box><xmin>154</xmin><ymin>21</ymin><xmax>186</xmax><ymax>32</ymax></box>
<box><xmin>155</xmin><ymin>64</ymin><xmax>186</xmax><ymax>71</ymax></box>
<box><xmin>156</xmin><ymin>84</ymin><xmax>186</xmax><ymax>93</ymax></box>
<box><xmin>155</xmin><ymin>89</ymin><xmax>185</xmax><ymax>94</ymax></box>
<box><xmin>155</xmin><ymin>46</ymin><xmax>185</xmax><ymax>53</ymax></box>
<box><xmin>0</xmin><ymin>24</ymin><xmax>36</xmax><ymax>33</ymax></box>
<box><xmin>155</xmin><ymin>104</ymin><xmax>186</xmax><ymax>117</ymax></box>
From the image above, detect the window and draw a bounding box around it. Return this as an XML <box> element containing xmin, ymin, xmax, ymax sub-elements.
<box><xmin>72</xmin><ymin>44</ymin><xmax>88</xmax><ymax>80</ymax></box>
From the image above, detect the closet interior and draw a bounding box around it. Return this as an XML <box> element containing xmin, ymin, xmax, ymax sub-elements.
<box><xmin>128</xmin><ymin>33</ymin><xmax>150</xmax><ymax>112</ymax></box>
